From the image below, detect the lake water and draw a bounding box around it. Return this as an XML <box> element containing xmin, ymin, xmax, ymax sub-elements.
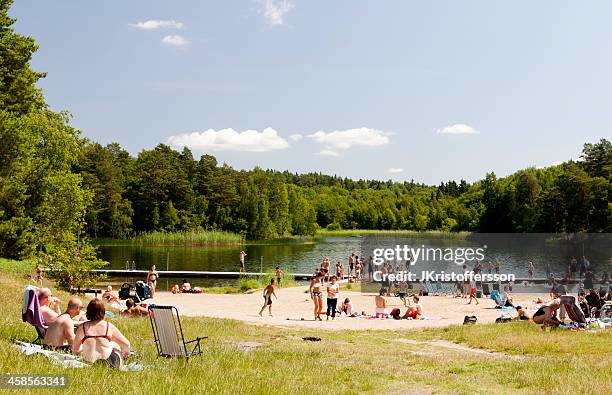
<box><xmin>97</xmin><ymin>234</ymin><xmax>610</xmax><ymax>286</ymax></box>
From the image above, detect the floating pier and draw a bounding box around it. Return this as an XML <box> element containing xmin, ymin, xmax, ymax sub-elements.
<box><xmin>91</xmin><ymin>270</ymin><xmax>588</xmax><ymax>285</ymax></box>
<box><xmin>92</xmin><ymin>269</ymin><xmax>315</xmax><ymax>281</ymax></box>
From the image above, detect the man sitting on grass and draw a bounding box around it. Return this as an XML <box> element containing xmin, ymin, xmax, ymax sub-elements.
<box><xmin>38</xmin><ymin>288</ymin><xmax>61</xmax><ymax>324</ymax></box>
<box><xmin>43</xmin><ymin>297</ymin><xmax>85</xmax><ymax>350</ymax></box>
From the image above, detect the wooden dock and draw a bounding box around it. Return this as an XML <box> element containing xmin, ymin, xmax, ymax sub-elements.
<box><xmin>90</xmin><ymin>270</ymin><xmax>585</xmax><ymax>285</ymax></box>
<box><xmin>92</xmin><ymin>269</ymin><xmax>315</xmax><ymax>281</ymax></box>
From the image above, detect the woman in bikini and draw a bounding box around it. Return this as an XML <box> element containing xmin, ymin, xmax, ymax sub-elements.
<box><xmin>309</xmin><ymin>272</ymin><xmax>324</xmax><ymax>321</ymax></box>
<box><xmin>72</xmin><ymin>299</ymin><xmax>131</xmax><ymax>368</ymax></box>
<box><xmin>147</xmin><ymin>264</ymin><xmax>158</xmax><ymax>296</ymax></box>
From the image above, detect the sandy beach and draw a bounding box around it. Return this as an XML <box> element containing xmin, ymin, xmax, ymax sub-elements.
<box><xmin>149</xmin><ymin>283</ymin><xmax>548</xmax><ymax>330</ymax></box>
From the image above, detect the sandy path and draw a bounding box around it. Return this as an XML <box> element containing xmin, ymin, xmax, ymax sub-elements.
<box><xmin>148</xmin><ymin>283</ymin><xmax>546</xmax><ymax>330</ymax></box>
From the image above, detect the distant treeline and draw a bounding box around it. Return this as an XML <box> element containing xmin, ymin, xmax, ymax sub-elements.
<box><xmin>76</xmin><ymin>138</ymin><xmax>611</xmax><ymax>241</ymax></box>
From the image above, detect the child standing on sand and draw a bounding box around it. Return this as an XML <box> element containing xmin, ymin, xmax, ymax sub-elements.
<box><xmin>467</xmin><ymin>279</ymin><xmax>479</xmax><ymax>305</ymax></box>
<box><xmin>398</xmin><ymin>281</ymin><xmax>409</xmax><ymax>306</ymax></box>
<box><xmin>259</xmin><ymin>279</ymin><xmax>278</xmax><ymax>317</ymax></box>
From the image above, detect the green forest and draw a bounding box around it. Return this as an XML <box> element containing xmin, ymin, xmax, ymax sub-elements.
<box><xmin>1</xmin><ymin>0</ymin><xmax>611</xmax><ymax>268</ymax></box>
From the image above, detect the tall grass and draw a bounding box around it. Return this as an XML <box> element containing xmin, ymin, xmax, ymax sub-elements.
<box><xmin>130</xmin><ymin>230</ymin><xmax>245</xmax><ymax>247</ymax></box>
<box><xmin>315</xmin><ymin>229</ymin><xmax>472</xmax><ymax>238</ymax></box>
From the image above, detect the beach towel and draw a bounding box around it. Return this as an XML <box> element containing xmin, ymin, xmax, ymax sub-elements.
<box><xmin>494</xmin><ymin>306</ymin><xmax>516</xmax><ymax>311</ymax></box>
<box><xmin>22</xmin><ymin>286</ymin><xmax>47</xmax><ymax>329</ymax></box>
<box><xmin>12</xmin><ymin>340</ymin><xmax>159</xmax><ymax>371</ymax></box>
<box><xmin>13</xmin><ymin>340</ymin><xmax>89</xmax><ymax>368</ymax></box>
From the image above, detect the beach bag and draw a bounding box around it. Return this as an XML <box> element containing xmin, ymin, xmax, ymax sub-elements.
<box><xmin>118</xmin><ymin>283</ymin><xmax>132</xmax><ymax>300</ymax></box>
<box><xmin>136</xmin><ymin>281</ymin><xmax>153</xmax><ymax>300</ymax></box>
<box><xmin>463</xmin><ymin>315</ymin><xmax>477</xmax><ymax>325</ymax></box>
<box><xmin>390</xmin><ymin>308</ymin><xmax>401</xmax><ymax>320</ymax></box>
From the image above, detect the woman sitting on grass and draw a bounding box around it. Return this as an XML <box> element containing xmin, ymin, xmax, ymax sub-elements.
<box><xmin>72</xmin><ymin>299</ymin><xmax>131</xmax><ymax>368</ymax></box>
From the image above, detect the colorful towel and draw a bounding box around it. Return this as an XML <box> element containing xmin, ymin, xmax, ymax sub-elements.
<box><xmin>12</xmin><ymin>340</ymin><xmax>159</xmax><ymax>371</ymax></box>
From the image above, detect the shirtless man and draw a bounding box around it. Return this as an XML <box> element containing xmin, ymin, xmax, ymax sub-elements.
<box><xmin>43</xmin><ymin>297</ymin><xmax>85</xmax><ymax>349</ymax></box>
<box><xmin>348</xmin><ymin>253</ymin><xmax>355</xmax><ymax>276</ymax></box>
<box><xmin>259</xmin><ymin>279</ymin><xmax>278</xmax><ymax>317</ymax></box>
<box><xmin>239</xmin><ymin>250</ymin><xmax>247</xmax><ymax>273</ymax></box>
<box><xmin>38</xmin><ymin>288</ymin><xmax>61</xmax><ymax>324</ymax></box>
<box><xmin>374</xmin><ymin>288</ymin><xmax>389</xmax><ymax>318</ymax></box>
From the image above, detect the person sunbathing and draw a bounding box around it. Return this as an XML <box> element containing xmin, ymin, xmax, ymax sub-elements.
<box><xmin>44</xmin><ymin>297</ymin><xmax>85</xmax><ymax>350</ymax></box>
<box><xmin>532</xmin><ymin>298</ymin><xmax>561</xmax><ymax>327</ymax></box>
<box><xmin>402</xmin><ymin>295</ymin><xmax>423</xmax><ymax>319</ymax></box>
<box><xmin>72</xmin><ymin>299</ymin><xmax>131</xmax><ymax>368</ymax></box>
<box><xmin>123</xmin><ymin>298</ymin><xmax>149</xmax><ymax>317</ymax></box>
<box><xmin>38</xmin><ymin>288</ymin><xmax>61</xmax><ymax>324</ymax></box>
<box><xmin>102</xmin><ymin>286</ymin><xmax>120</xmax><ymax>303</ymax></box>
<box><xmin>374</xmin><ymin>288</ymin><xmax>389</xmax><ymax>318</ymax></box>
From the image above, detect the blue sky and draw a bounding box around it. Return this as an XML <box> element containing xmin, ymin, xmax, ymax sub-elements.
<box><xmin>11</xmin><ymin>0</ymin><xmax>612</xmax><ymax>184</ymax></box>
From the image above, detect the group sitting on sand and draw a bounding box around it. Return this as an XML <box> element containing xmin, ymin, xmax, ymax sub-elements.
<box><xmin>375</xmin><ymin>288</ymin><xmax>423</xmax><ymax>319</ymax></box>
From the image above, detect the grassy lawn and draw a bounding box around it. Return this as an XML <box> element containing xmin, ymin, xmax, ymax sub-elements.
<box><xmin>1</xmin><ymin>260</ymin><xmax>610</xmax><ymax>394</ymax></box>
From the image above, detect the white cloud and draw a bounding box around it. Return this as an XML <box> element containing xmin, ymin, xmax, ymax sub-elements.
<box><xmin>161</xmin><ymin>35</ymin><xmax>188</xmax><ymax>47</ymax></box>
<box><xmin>436</xmin><ymin>124</ymin><xmax>479</xmax><ymax>135</ymax></box>
<box><xmin>289</xmin><ymin>133</ymin><xmax>303</xmax><ymax>141</ymax></box>
<box><xmin>307</xmin><ymin>127</ymin><xmax>390</xmax><ymax>150</ymax></box>
<box><xmin>167</xmin><ymin>128</ymin><xmax>289</xmax><ymax>152</ymax></box>
<box><xmin>259</xmin><ymin>0</ymin><xmax>294</xmax><ymax>26</ymax></box>
<box><xmin>317</xmin><ymin>149</ymin><xmax>340</xmax><ymax>157</ymax></box>
<box><xmin>388</xmin><ymin>168</ymin><xmax>404</xmax><ymax>174</ymax></box>
<box><xmin>130</xmin><ymin>20</ymin><xmax>184</xmax><ymax>30</ymax></box>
